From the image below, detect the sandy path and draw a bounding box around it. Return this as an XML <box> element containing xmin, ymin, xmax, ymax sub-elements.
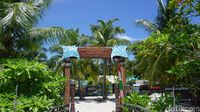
<box><xmin>75</xmin><ymin>96</ymin><xmax>115</xmax><ymax>112</ymax></box>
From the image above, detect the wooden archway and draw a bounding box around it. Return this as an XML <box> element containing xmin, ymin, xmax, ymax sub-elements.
<box><xmin>63</xmin><ymin>46</ymin><xmax>128</xmax><ymax>112</ymax></box>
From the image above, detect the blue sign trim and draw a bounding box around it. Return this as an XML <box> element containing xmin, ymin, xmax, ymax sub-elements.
<box><xmin>62</xmin><ymin>46</ymin><xmax>80</xmax><ymax>60</ymax></box>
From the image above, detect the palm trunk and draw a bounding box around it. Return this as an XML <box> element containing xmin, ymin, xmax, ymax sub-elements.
<box><xmin>78</xmin><ymin>78</ymin><xmax>83</xmax><ymax>100</ymax></box>
<box><xmin>103</xmin><ymin>59</ymin><xmax>107</xmax><ymax>99</ymax></box>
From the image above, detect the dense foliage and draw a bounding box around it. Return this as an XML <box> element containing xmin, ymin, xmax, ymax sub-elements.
<box><xmin>0</xmin><ymin>59</ymin><xmax>65</xmax><ymax>111</ymax></box>
<box><xmin>130</xmin><ymin>0</ymin><xmax>200</xmax><ymax>106</ymax></box>
<box><xmin>123</xmin><ymin>93</ymin><xmax>151</xmax><ymax>107</ymax></box>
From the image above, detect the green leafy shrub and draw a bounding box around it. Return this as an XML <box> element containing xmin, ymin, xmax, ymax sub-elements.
<box><xmin>150</xmin><ymin>93</ymin><xmax>173</xmax><ymax>112</ymax></box>
<box><xmin>123</xmin><ymin>92</ymin><xmax>151</xmax><ymax>107</ymax></box>
<box><xmin>0</xmin><ymin>59</ymin><xmax>49</xmax><ymax>94</ymax></box>
<box><xmin>0</xmin><ymin>59</ymin><xmax>65</xmax><ymax>111</ymax></box>
<box><xmin>41</xmin><ymin>75</ymin><xmax>66</xmax><ymax>105</ymax></box>
<box><xmin>17</xmin><ymin>95</ymin><xmax>54</xmax><ymax>112</ymax></box>
<box><xmin>123</xmin><ymin>92</ymin><xmax>173</xmax><ymax>112</ymax></box>
<box><xmin>0</xmin><ymin>93</ymin><xmax>14</xmax><ymax>112</ymax></box>
<box><xmin>123</xmin><ymin>92</ymin><xmax>151</xmax><ymax>112</ymax></box>
<box><xmin>0</xmin><ymin>94</ymin><xmax>54</xmax><ymax>112</ymax></box>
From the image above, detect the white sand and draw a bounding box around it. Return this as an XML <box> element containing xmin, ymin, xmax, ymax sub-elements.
<box><xmin>75</xmin><ymin>96</ymin><xmax>115</xmax><ymax>112</ymax></box>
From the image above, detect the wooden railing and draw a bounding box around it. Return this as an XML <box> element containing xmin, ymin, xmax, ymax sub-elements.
<box><xmin>49</xmin><ymin>104</ymin><xmax>69</xmax><ymax>112</ymax></box>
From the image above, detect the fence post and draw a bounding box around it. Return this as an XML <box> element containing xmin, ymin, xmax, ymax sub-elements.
<box><xmin>14</xmin><ymin>85</ymin><xmax>18</xmax><ymax>112</ymax></box>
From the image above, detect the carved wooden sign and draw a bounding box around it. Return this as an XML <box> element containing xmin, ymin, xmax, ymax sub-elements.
<box><xmin>78</xmin><ymin>47</ymin><xmax>112</xmax><ymax>58</ymax></box>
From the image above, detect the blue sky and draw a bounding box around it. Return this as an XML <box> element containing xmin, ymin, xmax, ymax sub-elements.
<box><xmin>38</xmin><ymin>0</ymin><xmax>158</xmax><ymax>42</ymax></box>
<box><xmin>37</xmin><ymin>0</ymin><xmax>200</xmax><ymax>42</ymax></box>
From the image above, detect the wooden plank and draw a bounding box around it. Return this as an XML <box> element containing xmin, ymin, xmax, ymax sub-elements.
<box><xmin>78</xmin><ymin>47</ymin><xmax>112</xmax><ymax>58</ymax></box>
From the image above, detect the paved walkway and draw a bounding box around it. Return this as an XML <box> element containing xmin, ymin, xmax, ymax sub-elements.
<box><xmin>75</xmin><ymin>95</ymin><xmax>115</xmax><ymax>112</ymax></box>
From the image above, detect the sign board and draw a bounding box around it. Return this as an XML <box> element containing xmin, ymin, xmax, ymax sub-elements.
<box><xmin>78</xmin><ymin>47</ymin><xmax>112</xmax><ymax>58</ymax></box>
<box><xmin>164</xmin><ymin>87</ymin><xmax>189</xmax><ymax>91</ymax></box>
<box><xmin>62</xmin><ymin>46</ymin><xmax>128</xmax><ymax>59</ymax></box>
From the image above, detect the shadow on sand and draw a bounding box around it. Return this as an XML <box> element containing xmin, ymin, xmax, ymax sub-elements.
<box><xmin>75</xmin><ymin>96</ymin><xmax>116</xmax><ymax>104</ymax></box>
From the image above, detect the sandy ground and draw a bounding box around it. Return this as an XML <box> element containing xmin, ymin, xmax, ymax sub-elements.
<box><xmin>75</xmin><ymin>95</ymin><xmax>115</xmax><ymax>112</ymax></box>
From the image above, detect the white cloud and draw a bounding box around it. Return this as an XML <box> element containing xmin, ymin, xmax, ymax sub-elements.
<box><xmin>116</xmin><ymin>34</ymin><xmax>135</xmax><ymax>41</ymax></box>
<box><xmin>116</xmin><ymin>34</ymin><xmax>145</xmax><ymax>42</ymax></box>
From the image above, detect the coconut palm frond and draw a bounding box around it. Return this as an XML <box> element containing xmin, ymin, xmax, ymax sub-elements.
<box><xmin>0</xmin><ymin>2</ymin><xmax>38</xmax><ymax>34</ymax></box>
<box><xmin>107</xmin><ymin>18</ymin><xmax>119</xmax><ymax>27</ymax></box>
<box><xmin>136</xmin><ymin>19</ymin><xmax>160</xmax><ymax>32</ymax></box>
<box><xmin>106</xmin><ymin>39</ymin><xmax>118</xmax><ymax>47</ymax></box>
<box><xmin>116</xmin><ymin>38</ymin><xmax>131</xmax><ymax>45</ymax></box>
<box><xmin>28</xmin><ymin>27</ymin><xmax>68</xmax><ymax>42</ymax></box>
<box><xmin>113</xmin><ymin>26</ymin><xmax>125</xmax><ymax>34</ymax></box>
<box><xmin>157</xmin><ymin>0</ymin><xmax>167</xmax><ymax>19</ymax></box>
<box><xmin>90</xmin><ymin>19</ymin><xmax>129</xmax><ymax>47</ymax></box>
<box><xmin>15</xmin><ymin>27</ymin><xmax>67</xmax><ymax>51</ymax></box>
<box><xmin>79</xmin><ymin>36</ymin><xmax>90</xmax><ymax>46</ymax></box>
<box><xmin>0</xmin><ymin>0</ymin><xmax>53</xmax><ymax>33</ymax></box>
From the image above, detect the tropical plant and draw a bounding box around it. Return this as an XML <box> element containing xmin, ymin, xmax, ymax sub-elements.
<box><xmin>132</xmin><ymin>0</ymin><xmax>200</xmax><ymax>106</ymax></box>
<box><xmin>130</xmin><ymin>33</ymin><xmax>175</xmax><ymax>86</ymax></box>
<box><xmin>136</xmin><ymin>0</ymin><xmax>177</xmax><ymax>33</ymax></box>
<box><xmin>90</xmin><ymin>18</ymin><xmax>130</xmax><ymax>47</ymax></box>
<box><xmin>0</xmin><ymin>58</ymin><xmax>65</xmax><ymax>111</ymax></box>
<box><xmin>166</xmin><ymin>59</ymin><xmax>200</xmax><ymax>105</ymax></box>
<box><xmin>172</xmin><ymin>0</ymin><xmax>200</xmax><ymax>17</ymax></box>
<box><xmin>0</xmin><ymin>93</ymin><xmax>54</xmax><ymax>112</ymax></box>
<box><xmin>150</xmin><ymin>93</ymin><xmax>173</xmax><ymax>112</ymax></box>
<box><xmin>123</xmin><ymin>92</ymin><xmax>151</xmax><ymax>112</ymax></box>
<box><xmin>0</xmin><ymin>0</ymin><xmax>68</xmax><ymax>58</ymax></box>
<box><xmin>123</xmin><ymin>93</ymin><xmax>151</xmax><ymax>108</ymax></box>
<box><xmin>131</xmin><ymin>0</ymin><xmax>199</xmax><ymax>83</ymax></box>
<box><xmin>123</xmin><ymin>92</ymin><xmax>173</xmax><ymax>112</ymax></box>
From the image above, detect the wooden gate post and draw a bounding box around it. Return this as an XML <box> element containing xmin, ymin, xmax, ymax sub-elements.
<box><xmin>115</xmin><ymin>85</ymin><xmax>122</xmax><ymax>112</ymax></box>
<box><xmin>64</xmin><ymin>59</ymin><xmax>71</xmax><ymax>110</ymax></box>
<box><xmin>114</xmin><ymin>57</ymin><xmax>126</xmax><ymax>112</ymax></box>
<box><xmin>70</xmin><ymin>84</ymin><xmax>75</xmax><ymax>112</ymax></box>
<box><xmin>119</xmin><ymin>58</ymin><xmax>126</xmax><ymax>95</ymax></box>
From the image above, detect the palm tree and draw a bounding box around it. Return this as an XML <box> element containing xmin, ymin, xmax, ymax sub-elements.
<box><xmin>132</xmin><ymin>0</ymin><xmax>176</xmax><ymax>84</ymax></box>
<box><xmin>0</xmin><ymin>0</ymin><xmax>68</xmax><ymax>58</ymax></box>
<box><xmin>90</xmin><ymin>18</ymin><xmax>130</xmax><ymax>99</ymax></box>
<box><xmin>135</xmin><ymin>0</ymin><xmax>176</xmax><ymax>33</ymax></box>
<box><xmin>131</xmin><ymin>0</ymin><xmax>188</xmax><ymax>87</ymax></box>
<box><xmin>90</xmin><ymin>18</ymin><xmax>130</xmax><ymax>47</ymax></box>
